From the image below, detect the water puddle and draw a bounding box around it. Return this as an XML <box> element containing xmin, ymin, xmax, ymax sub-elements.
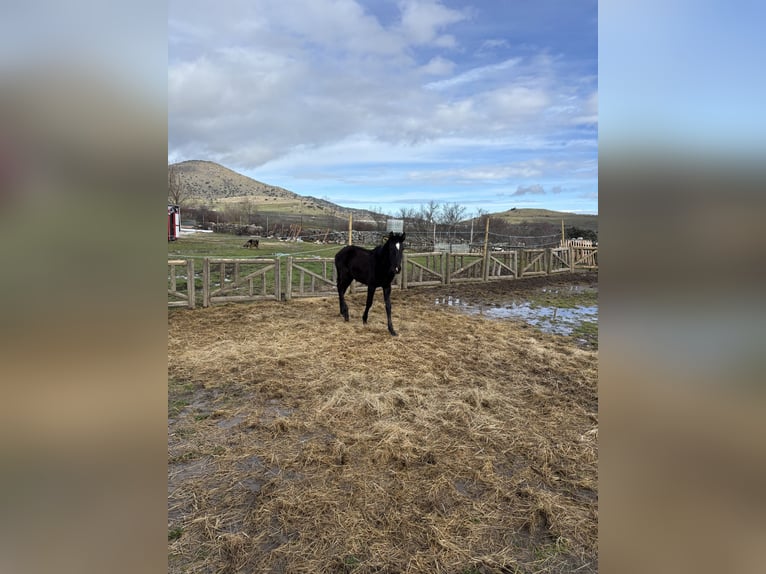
<box><xmin>434</xmin><ymin>285</ymin><xmax>598</xmax><ymax>340</ymax></box>
<box><xmin>459</xmin><ymin>301</ymin><xmax>598</xmax><ymax>337</ymax></box>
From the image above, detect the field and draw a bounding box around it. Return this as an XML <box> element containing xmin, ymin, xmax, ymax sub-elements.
<box><xmin>492</xmin><ymin>209</ymin><xmax>598</xmax><ymax>233</ymax></box>
<box><xmin>168</xmin><ymin>233</ymin><xmax>344</xmax><ymax>259</ymax></box>
<box><xmin>168</xmin><ymin>232</ymin><xmax>598</xmax><ymax>573</ymax></box>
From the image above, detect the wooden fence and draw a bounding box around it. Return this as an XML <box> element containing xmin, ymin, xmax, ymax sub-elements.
<box><xmin>285</xmin><ymin>256</ymin><xmax>337</xmax><ymax>299</ymax></box>
<box><xmin>168</xmin><ymin>259</ymin><xmax>195</xmax><ymax>309</ymax></box>
<box><xmin>168</xmin><ymin>245</ymin><xmax>597</xmax><ymax>309</ymax></box>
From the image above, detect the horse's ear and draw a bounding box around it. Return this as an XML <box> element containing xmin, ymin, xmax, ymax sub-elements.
<box><xmin>401</xmin><ymin>232</ymin><xmax>406</xmax><ymax>242</ymax></box>
<box><xmin>388</xmin><ymin>231</ymin><xmax>394</xmax><ymax>239</ymax></box>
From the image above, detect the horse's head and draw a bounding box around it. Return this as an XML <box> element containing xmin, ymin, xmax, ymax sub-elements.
<box><xmin>385</xmin><ymin>231</ymin><xmax>406</xmax><ymax>274</ymax></box>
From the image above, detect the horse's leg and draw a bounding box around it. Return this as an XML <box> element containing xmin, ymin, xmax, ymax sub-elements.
<box><xmin>362</xmin><ymin>285</ymin><xmax>376</xmax><ymax>325</ymax></box>
<box><xmin>337</xmin><ymin>275</ymin><xmax>351</xmax><ymax>321</ymax></box>
<box><xmin>383</xmin><ymin>284</ymin><xmax>397</xmax><ymax>336</ymax></box>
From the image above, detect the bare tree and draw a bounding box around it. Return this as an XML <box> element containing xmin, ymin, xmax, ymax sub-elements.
<box><xmin>438</xmin><ymin>202</ymin><xmax>467</xmax><ymax>230</ymax></box>
<box><xmin>469</xmin><ymin>208</ymin><xmax>489</xmax><ymax>243</ymax></box>
<box><xmin>239</xmin><ymin>198</ymin><xmax>257</xmax><ymax>225</ymax></box>
<box><xmin>419</xmin><ymin>200</ymin><xmax>440</xmax><ymax>225</ymax></box>
<box><xmin>168</xmin><ymin>164</ymin><xmax>185</xmax><ymax>206</ymax></box>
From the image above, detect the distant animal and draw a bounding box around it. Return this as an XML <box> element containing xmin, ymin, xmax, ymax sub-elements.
<box><xmin>334</xmin><ymin>231</ymin><xmax>406</xmax><ymax>336</ymax></box>
<box><xmin>243</xmin><ymin>238</ymin><xmax>259</xmax><ymax>249</ymax></box>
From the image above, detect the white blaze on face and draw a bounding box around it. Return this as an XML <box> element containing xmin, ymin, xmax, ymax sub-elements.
<box><xmin>395</xmin><ymin>242</ymin><xmax>401</xmax><ymax>251</ymax></box>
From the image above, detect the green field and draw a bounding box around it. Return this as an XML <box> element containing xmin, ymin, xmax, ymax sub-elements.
<box><xmin>168</xmin><ymin>232</ymin><xmax>353</xmax><ymax>259</ymax></box>
<box><xmin>493</xmin><ymin>208</ymin><xmax>598</xmax><ymax>232</ymax></box>
<box><xmin>168</xmin><ymin>233</ymin><xmax>365</xmax><ymax>306</ymax></box>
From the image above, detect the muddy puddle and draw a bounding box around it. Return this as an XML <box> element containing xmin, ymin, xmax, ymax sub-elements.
<box><xmin>434</xmin><ymin>284</ymin><xmax>598</xmax><ymax>344</ymax></box>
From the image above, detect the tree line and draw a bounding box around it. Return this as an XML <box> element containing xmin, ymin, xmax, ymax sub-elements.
<box><xmin>169</xmin><ymin>165</ymin><xmax>596</xmax><ymax>242</ymax></box>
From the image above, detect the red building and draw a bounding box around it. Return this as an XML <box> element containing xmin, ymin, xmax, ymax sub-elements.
<box><xmin>168</xmin><ymin>205</ymin><xmax>180</xmax><ymax>241</ymax></box>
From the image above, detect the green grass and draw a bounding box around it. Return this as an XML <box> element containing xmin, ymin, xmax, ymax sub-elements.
<box><xmin>168</xmin><ymin>380</ymin><xmax>197</xmax><ymax>417</ymax></box>
<box><xmin>168</xmin><ymin>233</ymin><xmax>359</xmax><ymax>259</ymax></box>
<box><xmin>168</xmin><ymin>527</ymin><xmax>183</xmax><ymax>541</ymax></box>
<box><xmin>524</xmin><ymin>287</ymin><xmax>597</xmax><ymax>309</ymax></box>
<box><xmin>572</xmin><ymin>320</ymin><xmax>598</xmax><ymax>348</ymax></box>
<box><xmin>169</xmin><ymin>233</ymin><xmax>378</xmax><ymax>305</ymax></box>
<box><xmin>532</xmin><ymin>537</ymin><xmax>571</xmax><ymax>562</ymax></box>
<box><xmin>342</xmin><ymin>555</ymin><xmax>361</xmax><ymax>571</ymax></box>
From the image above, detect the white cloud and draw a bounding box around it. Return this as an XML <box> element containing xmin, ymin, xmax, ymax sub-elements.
<box><xmin>420</xmin><ymin>56</ymin><xmax>455</xmax><ymax>76</ymax></box>
<box><xmin>478</xmin><ymin>39</ymin><xmax>510</xmax><ymax>54</ymax></box>
<box><xmin>483</xmin><ymin>86</ymin><xmax>551</xmax><ymax>120</ymax></box>
<box><xmin>168</xmin><ymin>0</ymin><xmax>598</xmax><ymax>215</ymax></box>
<box><xmin>511</xmin><ymin>184</ymin><xmax>545</xmax><ymax>197</ymax></box>
<box><xmin>397</xmin><ymin>0</ymin><xmax>469</xmax><ymax>46</ymax></box>
<box><xmin>406</xmin><ymin>163</ymin><xmax>545</xmax><ymax>183</ymax></box>
<box><xmin>573</xmin><ymin>91</ymin><xmax>598</xmax><ymax>125</ymax></box>
<box><xmin>424</xmin><ymin>58</ymin><xmax>521</xmax><ymax>91</ymax></box>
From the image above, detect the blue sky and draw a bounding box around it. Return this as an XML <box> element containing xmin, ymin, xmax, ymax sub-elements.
<box><xmin>599</xmin><ymin>0</ymin><xmax>765</xmax><ymax>158</ymax></box>
<box><xmin>169</xmin><ymin>0</ymin><xmax>597</xmax><ymax>215</ymax></box>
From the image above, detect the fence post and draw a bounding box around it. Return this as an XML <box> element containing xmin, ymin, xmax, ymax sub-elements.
<box><xmin>518</xmin><ymin>249</ymin><xmax>525</xmax><ymax>278</ymax></box>
<box><xmin>187</xmin><ymin>259</ymin><xmax>196</xmax><ymax>309</ymax></box>
<box><xmin>481</xmin><ymin>216</ymin><xmax>490</xmax><ymax>280</ymax></box>
<box><xmin>569</xmin><ymin>246</ymin><xmax>575</xmax><ymax>272</ymax></box>
<box><xmin>401</xmin><ymin>253</ymin><xmax>408</xmax><ymax>290</ymax></box>
<box><xmin>202</xmin><ymin>258</ymin><xmax>210</xmax><ymax>307</ymax></box>
<box><xmin>513</xmin><ymin>250</ymin><xmax>519</xmax><ymax>278</ymax></box>
<box><xmin>285</xmin><ymin>256</ymin><xmax>293</xmax><ymax>300</ymax></box>
<box><xmin>170</xmin><ymin>262</ymin><xmax>177</xmax><ymax>293</ymax></box>
<box><xmin>546</xmin><ymin>248</ymin><xmax>552</xmax><ymax>275</ymax></box>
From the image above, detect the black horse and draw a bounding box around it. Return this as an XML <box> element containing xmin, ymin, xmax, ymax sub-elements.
<box><xmin>335</xmin><ymin>231</ymin><xmax>406</xmax><ymax>336</ymax></box>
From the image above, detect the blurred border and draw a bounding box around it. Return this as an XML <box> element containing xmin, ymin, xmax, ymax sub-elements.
<box><xmin>600</xmin><ymin>2</ymin><xmax>766</xmax><ymax>573</ymax></box>
<box><xmin>3</xmin><ymin>2</ymin><xmax>765</xmax><ymax>574</ymax></box>
<box><xmin>0</xmin><ymin>2</ymin><xmax>167</xmax><ymax>574</ymax></box>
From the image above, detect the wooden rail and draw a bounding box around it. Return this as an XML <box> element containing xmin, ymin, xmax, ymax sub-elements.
<box><xmin>169</xmin><ymin>247</ymin><xmax>597</xmax><ymax>308</ymax></box>
<box><xmin>285</xmin><ymin>257</ymin><xmax>337</xmax><ymax>299</ymax></box>
<box><xmin>202</xmin><ymin>258</ymin><xmax>281</xmax><ymax>306</ymax></box>
<box><xmin>168</xmin><ymin>259</ymin><xmax>195</xmax><ymax>309</ymax></box>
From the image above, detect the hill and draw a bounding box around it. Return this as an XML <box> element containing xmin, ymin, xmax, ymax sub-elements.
<box><xmin>491</xmin><ymin>208</ymin><xmax>598</xmax><ymax>232</ymax></box>
<box><xmin>170</xmin><ymin>160</ymin><xmax>377</xmax><ymax>221</ymax></box>
<box><xmin>169</xmin><ymin>161</ymin><xmax>596</xmax><ymax>232</ymax></box>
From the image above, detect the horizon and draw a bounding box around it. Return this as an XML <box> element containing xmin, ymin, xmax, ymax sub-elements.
<box><xmin>169</xmin><ymin>1</ymin><xmax>597</xmax><ymax>216</ymax></box>
<box><xmin>170</xmin><ymin>159</ymin><xmax>598</xmax><ymax>217</ymax></box>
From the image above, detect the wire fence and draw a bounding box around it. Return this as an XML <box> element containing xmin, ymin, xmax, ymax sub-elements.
<box><xmin>185</xmin><ymin>211</ymin><xmax>595</xmax><ymax>252</ymax></box>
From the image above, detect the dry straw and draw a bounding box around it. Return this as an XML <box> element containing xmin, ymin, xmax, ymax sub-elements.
<box><xmin>169</xmin><ymin>274</ymin><xmax>598</xmax><ymax>573</ymax></box>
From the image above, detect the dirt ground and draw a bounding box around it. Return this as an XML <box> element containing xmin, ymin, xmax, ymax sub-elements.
<box><xmin>168</xmin><ymin>272</ymin><xmax>598</xmax><ymax>573</ymax></box>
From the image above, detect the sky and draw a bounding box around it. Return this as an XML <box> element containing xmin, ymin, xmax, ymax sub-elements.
<box><xmin>599</xmin><ymin>0</ymin><xmax>765</xmax><ymax>159</ymax></box>
<box><xmin>168</xmin><ymin>0</ymin><xmax>597</xmax><ymax>216</ymax></box>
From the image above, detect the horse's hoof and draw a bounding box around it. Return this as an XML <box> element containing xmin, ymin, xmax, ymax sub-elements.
<box><xmin>389</xmin><ymin>330</ymin><xmax>398</xmax><ymax>337</ymax></box>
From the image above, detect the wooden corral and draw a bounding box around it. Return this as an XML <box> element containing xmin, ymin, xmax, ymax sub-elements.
<box><xmin>285</xmin><ymin>257</ymin><xmax>337</xmax><ymax>299</ymax></box>
<box><xmin>168</xmin><ymin>246</ymin><xmax>597</xmax><ymax>308</ymax></box>
<box><xmin>203</xmin><ymin>258</ymin><xmax>282</xmax><ymax>304</ymax></box>
<box><xmin>167</xmin><ymin>259</ymin><xmax>195</xmax><ymax>309</ymax></box>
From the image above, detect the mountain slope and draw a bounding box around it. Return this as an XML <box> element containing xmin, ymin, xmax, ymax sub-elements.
<box><xmin>169</xmin><ymin>161</ymin><xmax>596</xmax><ymax>230</ymax></box>
<box><xmin>171</xmin><ymin>160</ymin><xmax>299</xmax><ymax>202</ymax></box>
